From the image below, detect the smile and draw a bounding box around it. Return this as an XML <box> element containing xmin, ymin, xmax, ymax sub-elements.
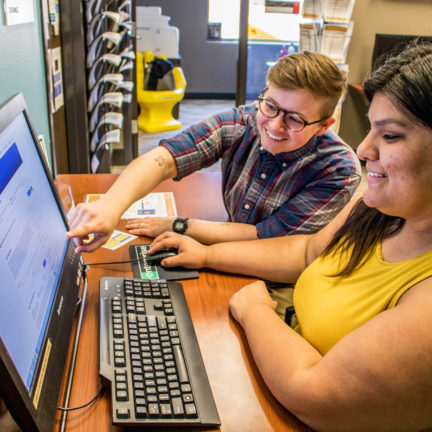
<box><xmin>368</xmin><ymin>172</ymin><xmax>388</xmax><ymax>178</ymax></box>
<box><xmin>266</xmin><ymin>130</ymin><xmax>284</xmax><ymax>141</ymax></box>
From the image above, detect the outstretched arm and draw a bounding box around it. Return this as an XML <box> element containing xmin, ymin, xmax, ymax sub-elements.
<box><xmin>148</xmin><ymin>196</ymin><xmax>358</xmax><ymax>282</ymax></box>
<box><xmin>125</xmin><ymin>217</ymin><xmax>258</xmax><ymax>244</ymax></box>
<box><xmin>66</xmin><ymin>146</ymin><xmax>177</xmax><ymax>252</ymax></box>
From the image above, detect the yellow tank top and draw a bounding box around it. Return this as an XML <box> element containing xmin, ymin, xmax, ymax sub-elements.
<box><xmin>293</xmin><ymin>243</ymin><xmax>432</xmax><ymax>355</ymax></box>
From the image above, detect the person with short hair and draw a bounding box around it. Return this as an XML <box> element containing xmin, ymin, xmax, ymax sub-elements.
<box><xmin>147</xmin><ymin>42</ymin><xmax>432</xmax><ymax>432</ymax></box>
<box><xmin>68</xmin><ymin>52</ymin><xmax>360</xmax><ymax>251</ymax></box>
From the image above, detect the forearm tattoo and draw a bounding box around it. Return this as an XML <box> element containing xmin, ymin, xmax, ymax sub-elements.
<box><xmin>154</xmin><ymin>155</ymin><xmax>165</xmax><ymax>167</ymax></box>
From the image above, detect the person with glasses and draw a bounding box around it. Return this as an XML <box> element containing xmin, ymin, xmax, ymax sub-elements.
<box><xmin>145</xmin><ymin>42</ymin><xmax>432</xmax><ymax>432</ymax></box>
<box><xmin>68</xmin><ymin>51</ymin><xmax>360</xmax><ymax>253</ymax></box>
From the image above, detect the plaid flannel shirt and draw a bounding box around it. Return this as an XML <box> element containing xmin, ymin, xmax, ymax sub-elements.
<box><xmin>160</xmin><ymin>104</ymin><xmax>361</xmax><ymax>238</ymax></box>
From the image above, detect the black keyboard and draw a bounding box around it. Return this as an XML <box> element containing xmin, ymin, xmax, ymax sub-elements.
<box><xmin>99</xmin><ymin>277</ymin><xmax>220</xmax><ymax>427</ymax></box>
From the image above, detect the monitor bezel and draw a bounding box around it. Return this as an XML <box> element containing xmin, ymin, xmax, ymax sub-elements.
<box><xmin>0</xmin><ymin>93</ymin><xmax>82</xmax><ymax>432</ymax></box>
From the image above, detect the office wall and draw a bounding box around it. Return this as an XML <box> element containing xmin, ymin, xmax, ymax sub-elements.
<box><xmin>339</xmin><ymin>0</ymin><xmax>432</xmax><ymax>148</ymax></box>
<box><xmin>0</xmin><ymin>2</ymin><xmax>51</xmax><ymax>164</ymax></box>
<box><xmin>136</xmin><ymin>0</ymin><xmax>238</xmax><ymax>96</ymax></box>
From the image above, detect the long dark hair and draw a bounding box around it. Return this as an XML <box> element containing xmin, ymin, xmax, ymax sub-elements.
<box><xmin>322</xmin><ymin>42</ymin><xmax>432</xmax><ymax>276</ymax></box>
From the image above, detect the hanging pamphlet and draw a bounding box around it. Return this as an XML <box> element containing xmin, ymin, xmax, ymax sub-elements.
<box><xmin>265</xmin><ymin>1</ymin><xmax>300</xmax><ymax>14</ymax></box>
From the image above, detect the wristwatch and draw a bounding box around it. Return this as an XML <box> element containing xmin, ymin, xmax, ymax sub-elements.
<box><xmin>172</xmin><ymin>217</ymin><xmax>189</xmax><ymax>234</ymax></box>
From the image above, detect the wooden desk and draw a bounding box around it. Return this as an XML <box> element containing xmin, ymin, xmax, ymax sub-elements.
<box><xmin>54</xmin><ymin>173</ymin><xmax>310</xmax><ymax>432</ymax></box>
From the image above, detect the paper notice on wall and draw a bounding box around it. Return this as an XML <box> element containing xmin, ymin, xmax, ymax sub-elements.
<box><xmin>48</xmin><ymin>0</ymin><xmax>60</xmax><ymax>35</ymax></box>
<box><xmin>4</xmin><ymin>0</ymin><xmax>34</xmax><ymax>25</ymax></box>
<box><xmin>50</xmin><ymin>47</ymin><xmax>64</xmax><ymax>112</ymax></box>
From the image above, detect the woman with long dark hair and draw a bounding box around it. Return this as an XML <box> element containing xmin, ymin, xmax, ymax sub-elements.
<box><xmin>149</xmin><ymin>42</ymin><xmax>432</xmax><ymax>431</ymax></box>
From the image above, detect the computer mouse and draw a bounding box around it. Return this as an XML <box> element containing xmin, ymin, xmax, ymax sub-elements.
<box><xmin>145</xmin><ymin>248</ymin><xmax>178</xmax><ymax>265</ymax></box>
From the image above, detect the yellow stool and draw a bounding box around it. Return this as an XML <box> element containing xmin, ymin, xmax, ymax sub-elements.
<box><xmin>136</xmin><ymin>51</ymin><xmax>187</xmax><ymax>133</ymax></box>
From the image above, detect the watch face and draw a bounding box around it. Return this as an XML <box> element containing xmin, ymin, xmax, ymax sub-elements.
<box><xmin>173</xmin><ymin>218</ymin><xmax>188</xmax><ymax>234</ymax></box>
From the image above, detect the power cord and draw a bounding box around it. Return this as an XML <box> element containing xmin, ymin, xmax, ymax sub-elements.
<box><xmin>85</xmin><ymin>257</ymin><xmax>142</xmax><ymax>266</ymax></box>
<box><xmin>57</xmin><ymin>386</ymin><xmax>105</xmax><ymax>412</ymax></box>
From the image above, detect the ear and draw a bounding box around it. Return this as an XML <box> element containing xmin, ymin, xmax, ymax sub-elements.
<box><xmin>314</xmin><ymin>117</ymin><xmax>336</xmax><ymax>136</ymax></box>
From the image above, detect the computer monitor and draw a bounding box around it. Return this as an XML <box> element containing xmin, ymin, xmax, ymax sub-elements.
<box><xmin>0</xmin><ymin>93</ymin><xmax>83</xmax><ymax>431</ymax></box>
<box><xmin>372</xmin><ymin>33</ymin><xmax>432</xmax><ymax>70</ymax></box>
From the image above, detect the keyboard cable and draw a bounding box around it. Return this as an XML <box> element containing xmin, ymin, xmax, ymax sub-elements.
<box><xmin>57</xmin><ymin>264</ymin><xmax>99</xmax><ymax>431</ymax></box>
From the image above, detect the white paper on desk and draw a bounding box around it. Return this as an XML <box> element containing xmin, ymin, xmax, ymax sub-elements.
<box><xmin>85</xmin><ymin>193</ymin><xmax>178</xmax><ymax>219</ymax></box>
<box><xmin>102</xmin><ymin>230</ymin><xmax>137</xmax><ymax>250</ymax></box>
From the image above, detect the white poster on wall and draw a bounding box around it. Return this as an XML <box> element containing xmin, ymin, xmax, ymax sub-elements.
<box><xmin>4</xmin><ymin>0</ymin><xmax>35</xmax><ymax>25</ymax></box>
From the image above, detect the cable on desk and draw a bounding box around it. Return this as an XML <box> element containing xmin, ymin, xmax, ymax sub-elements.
<box><xmin>57</xmin><ymin>386</ymin><xmax>105</xmax><ymax>411</ymax></box>
<box><xmin>57</xmin><ymin>265</ymin><xmax>89</xmax><ymax>432</ymax></box>
<box><xmin>85</xmin><ymin>257</ymin><xmax>141</xmax><ymax>266</ymax></box>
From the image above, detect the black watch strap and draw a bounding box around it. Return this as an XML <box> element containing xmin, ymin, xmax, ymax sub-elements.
<box><xmin>172</xmin><ymin>217</ymin><xmax>189</xmax><ymax>234</ymax></box>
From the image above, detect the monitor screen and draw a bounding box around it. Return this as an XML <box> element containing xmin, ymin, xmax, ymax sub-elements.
<box><xmin>0</xmin><ymin>93</ymin><xmax>82</xmax><ymax>432</ymax></box>
<box><xmin>372</xmin><ymin>34</ymin><xmax>432</xmax><ymax>70</ymax></box>
<box><xmin>0</xmin><ymin>111</ymin><xmax>69</xmax><ymax>391</ymax></box>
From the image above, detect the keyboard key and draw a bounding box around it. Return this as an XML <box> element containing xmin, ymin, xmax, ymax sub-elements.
<box><xmin>172</xmin><ymin>397</ymin><xmax>184</xmax><ymax>417</ymax></box>
<box><xmin>116</xmin><ymin>390</ymin><xmax>128</xmax><ymax>401</ymax></box>
<box><xmin>135</xmin><ymin>406</ymin><xmax>147</xmax><ymax>418</ymax></box>
<box><xmin>116</xmin><ymin>408</ymin><xmax>130</xmax><ymax>419</ymax></box>
<box><xmin>185</xmin><ymin>403</ymin><xmax>197</xmax><ymax>417</ymax></box>
<box><xmin>173</xmin><ymin>345</ymin><xmax>189</xmax><ymax>383</ymax></box>
<box><xmin>148</xmin><ymin>403</ymin><xmax>159</xmax><ymax>417</ymax></box>
<box><xmin>183</xmin><ymin>393</ymin><xmax>194</xmax><ymax>403</ymax></box>
<box><xmin>160</xmin><ymin>403</ymin><xmax>172</xmax><ymax>417</ymax></box>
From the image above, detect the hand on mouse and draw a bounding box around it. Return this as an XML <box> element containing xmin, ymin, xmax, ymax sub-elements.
<box><xmin>148</xmin><ymin>232</ymin><xmax>208</xmax><ymax>269</ymax></box>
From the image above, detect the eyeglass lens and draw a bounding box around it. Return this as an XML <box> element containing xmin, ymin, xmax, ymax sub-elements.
<box><xmin>259</xmin><ymin>99</ymin><xmax>305</xmax><ymax>132</ymax></box>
